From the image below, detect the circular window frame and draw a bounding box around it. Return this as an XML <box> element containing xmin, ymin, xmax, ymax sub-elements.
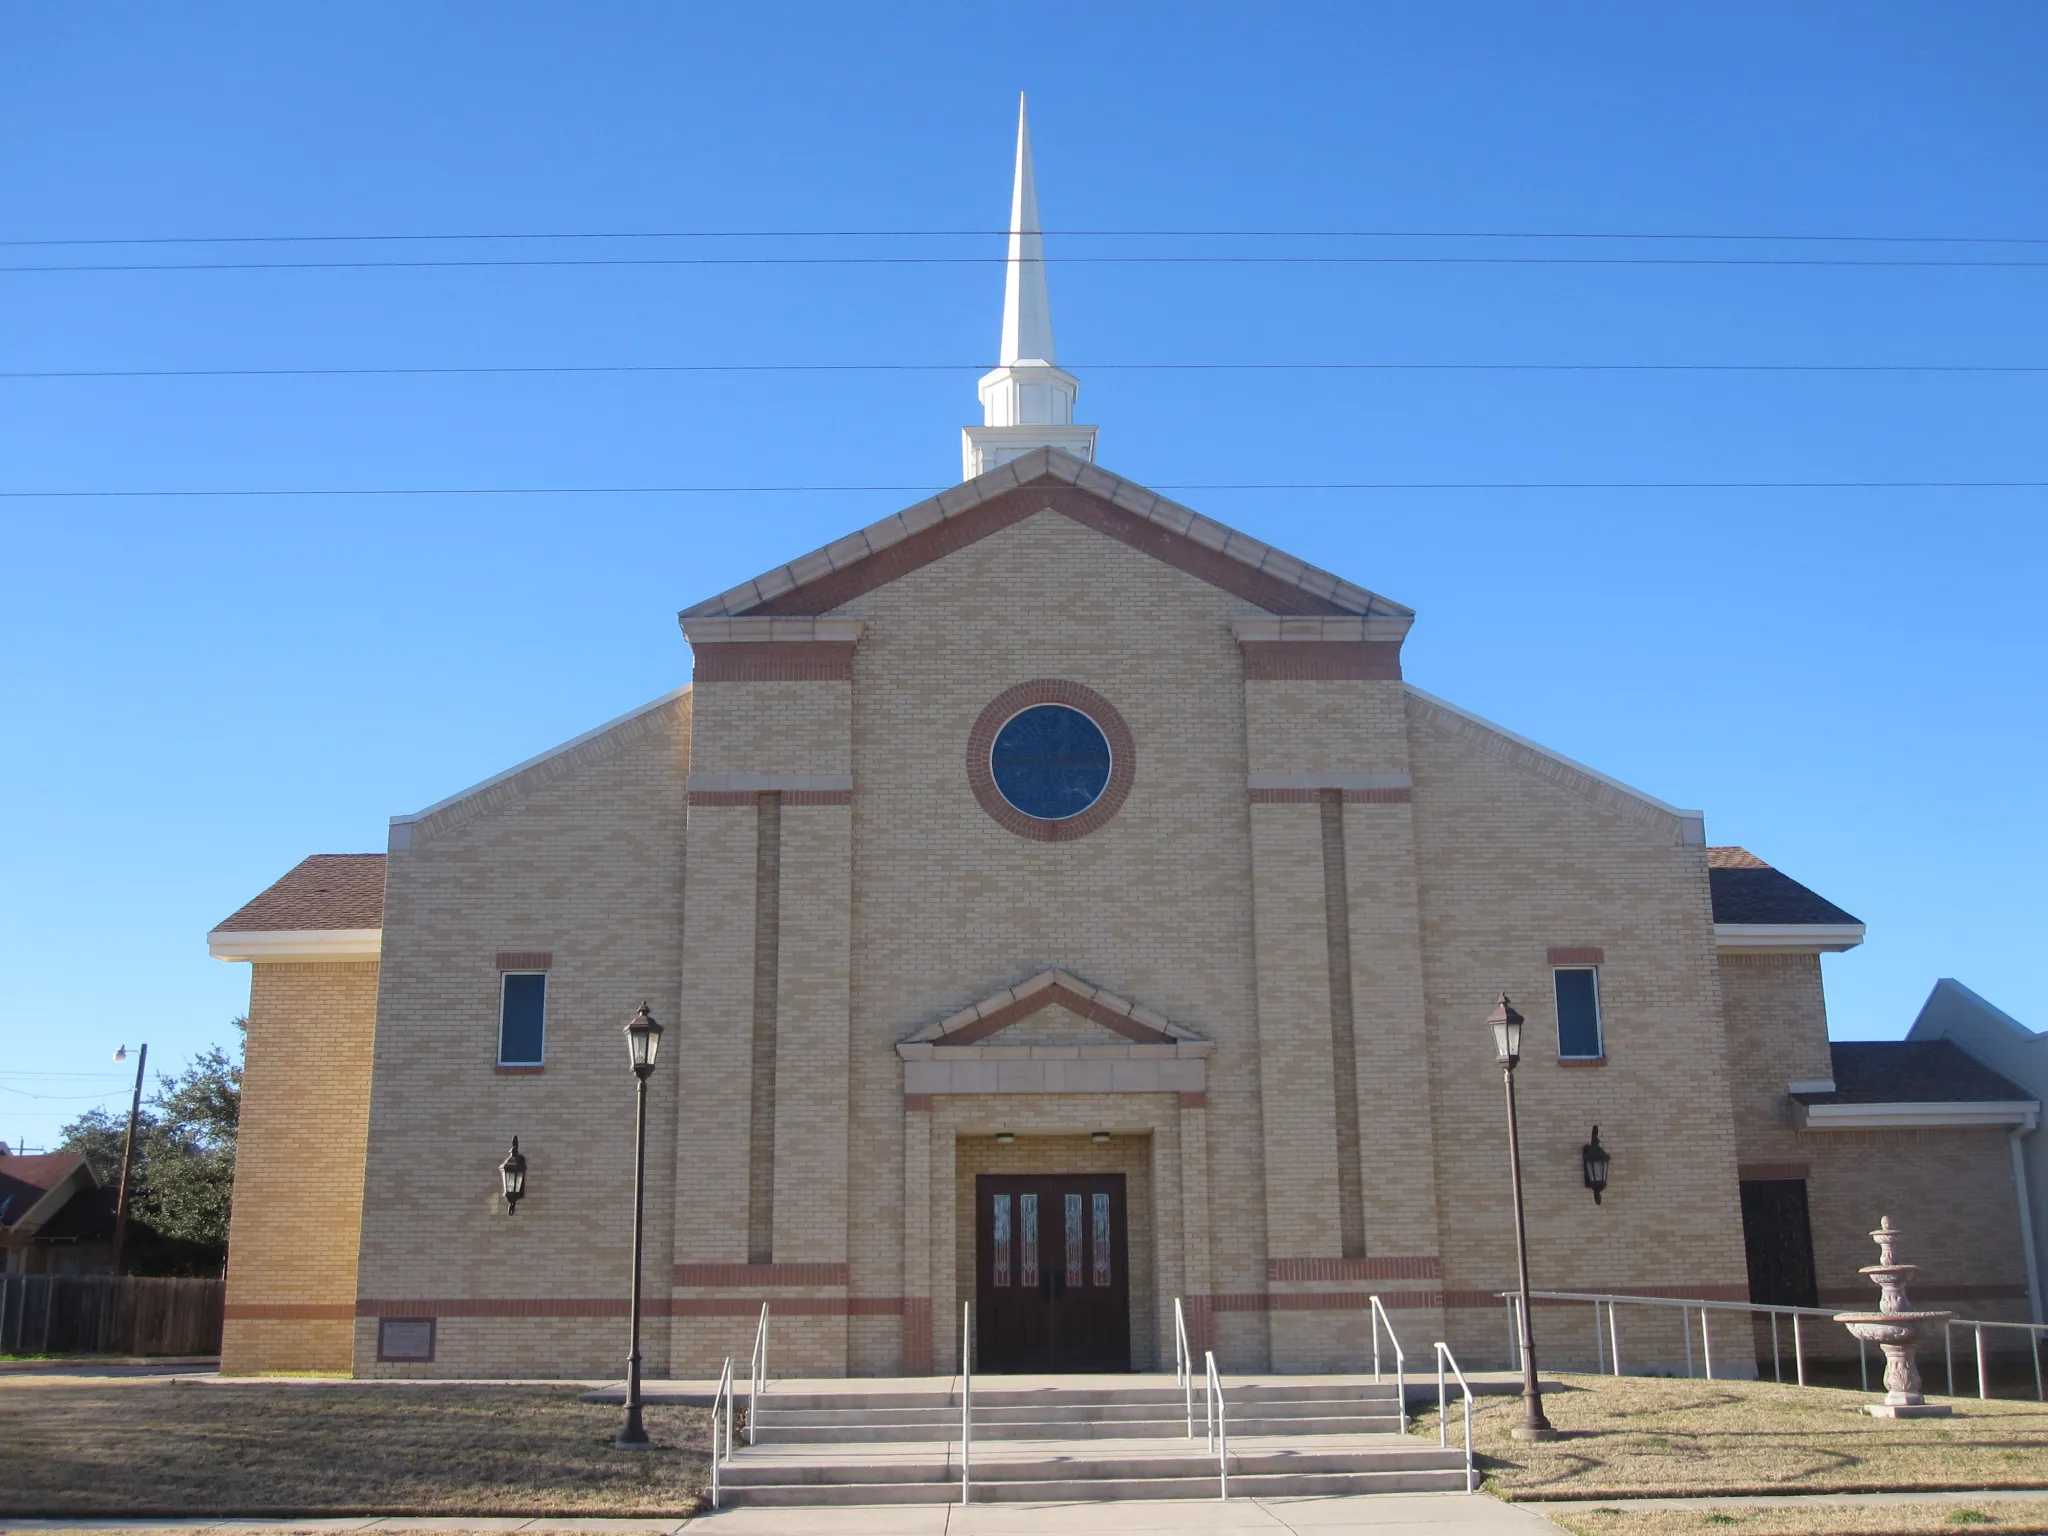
<box><xmin>967</xmin><ymin>680</ymin><xmax>1136</xmax><ymax>842</ymax></box>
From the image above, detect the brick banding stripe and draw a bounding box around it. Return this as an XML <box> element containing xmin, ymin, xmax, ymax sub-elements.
<box><xmin>495</xmin><ymin>951</ymin><xmax>552</xmax><ymax>971</ymax></box>
<box><xmin>691</xmin><ymin>640</ymin><xmax>856</xmax><ymax>682</ymax></box>
<box><xmin>746</xmin><ymin>480</ymin><xmax>1354</xmax><ymax>619</ymax></box>
<box><xmin>493</xmin><ymin>1065</ymin><xmax>545</xmax><ymax>1076</ymax></box>
<box><xmin>1547</xmin><ymin>946</ymin><xmax>1605</xmax><ymax>966</ymax></box>
<box><xmin>1267</xmin><ymin>1256</ymin><xmax>1443</xmax><ymax>1282</ymax></box>
<box><xmin>1249</xmin><ymin>787</ymin><xmax>1411</xmax><ymax>805</ymax></box>
<box><xmin>966</xmin><ymin>680</ymin><xmax>1136</xmax><ymax>843</ymax></box>
<box><xmin>904</xmin><ymin>1093</ymin><xmax>933</xmax><ymax>1111</ymax></box>
<box><xmin>939</xmin><ymin>979</ymin><xmax>1174</xmax><ymax>1046</ymax></box>
<box><xmin>360</xmin><ymin>1294</ymin><xmax>907</xmax><ymax>1318</ymax></box>
<box><xmin>1240</xmin><ymin>640</ymin><xmax>1404</xmax><ymax>681</ymax></box>
<box><xmin>1737</xmin><ymin>1162</ymin><xmax>1812</xmax><ymax>1182</ymax></box>
<box><xmin>225</xmin><ymin>1303</ymin><xmax>357</xmax><ymax>1321</ymax></box>
<box><xmin>1177</xmin><ymin>1091</ymin><xmax>1207</xmax><ymax>1109</ymax></box>
<box><xmin>673</xmin><ymin>1262</ymin><xmax>849</xmax><ymax>1287</ymax></box>
<box><xmin>693</xmin><ymin>789</ymin><xmax>852</xmax><ymax>807</ymax></box>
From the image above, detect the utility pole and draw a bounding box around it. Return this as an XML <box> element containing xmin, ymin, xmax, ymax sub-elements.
<box><xmin>110</xmin><ymin>1043</ymin><xmax>147</xmax><ymax>1274</ymax></box>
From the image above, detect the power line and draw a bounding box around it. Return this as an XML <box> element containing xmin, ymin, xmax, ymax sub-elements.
<box><xmin>7</xmin><ymin>254</ymin><xmax>2047</xmax><ymax>275</ymax></box>
<box><xmin>4</xmin><ymin>361</ymin><xmax>2044</xmax><ymax>381</ymax></box>
<box><xmin>4</xmin><ymin>226</ymin><xmax>2044</xmax><ymax>248</ymax></box>
<box><xmin>4</xmin><ymin>481</ymin><xmax>2042</xmax><ymax>500</ymax></box>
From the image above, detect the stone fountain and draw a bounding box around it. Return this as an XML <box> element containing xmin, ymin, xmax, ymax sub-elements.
<box><xmin>1833</xmin><ymin>1216</ymin><xmax>1953</xmax><ymax>1418</ymax></box>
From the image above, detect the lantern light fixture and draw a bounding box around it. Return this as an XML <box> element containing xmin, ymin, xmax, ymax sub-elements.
<box><xmin>994</xmin><ymin>1131</ymin><xmax>1016</xmax><ymax>1144</ymax></box>
<box><xmin>1488</xmin><ymin>992</ymin><xmax>1525</xmax><ymax>1068</ymax></box>
<box><xmin>624</xmin><ymin>1002</ymin><xmax>664</xmax><ymax>1079</ymax></box>
<box><xmin>499</xmin><ymin>1137</ymin><xmax>528</xmax><ymax>1216</ymax></box>
<box><xmin>1582</xmin><ymin>1126</ymin><xmax>1611</xmax><ymax>1204</ymax></box>
<box><xmin>1091</xmin><ymin>1131</ymin><xmax>1111</xmax><ymax>1144</ymax></box>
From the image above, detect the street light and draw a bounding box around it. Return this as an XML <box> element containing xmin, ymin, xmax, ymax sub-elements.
<box><xmin>1488</xmin><ymin>993</ymin><xmax>1557</xmax><ymax>1442</ymax></box>
<box><xmin>615</xmin><ymin>1002</ymin><xmax>664</xmax><ymax>1450</ymax></box>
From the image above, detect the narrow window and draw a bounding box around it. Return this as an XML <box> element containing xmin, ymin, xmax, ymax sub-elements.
<box><xmin>1554</xmin><ymin>967</ymin><xmax>1603</xmax><ymax>1059</ymax></box>
<box><xmin>1091</xmin><ymin>1192</ymin><xmax>1112</xmax><ymax>1287</ymax></box>
<box><xmin>992</xmin><ymin>1194</ymin><xmax>1012</xmax><ymax>1287</ymax></box>
<box><xmin>1064</xmin><ymin>1194</ymin><xmax>1084</xmax><ymax>1288</ymax></box>
<box><xmin>499</xmin><ymin>972</ymin><xmax>547</xmax><ymax>1065</ymax></box>
<box><xmin>1019</xmin><ymin>1194</ymin><xmax>1039</xmax><ymax>1287</ymax></box>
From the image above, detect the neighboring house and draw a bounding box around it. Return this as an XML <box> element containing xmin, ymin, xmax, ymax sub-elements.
<box><xmin>0</xmin><ymin>1151</ymin><xmax>115</xmax><ymax>1276</ymax></box>
<box><xmin>205</xmin><ymin>107</ymin><xmax>2043</xmax><ymax>1380</ymax></box>
<box><xmin>1905</xmin><ymin>980</ymin><xmax>2047</xmax><ymax>1323</ymax></box>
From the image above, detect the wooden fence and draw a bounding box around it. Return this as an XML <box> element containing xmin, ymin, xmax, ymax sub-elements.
<box><xmin>0</xmin><ymin>1275</ymin><xmax>224</xmax><ymax>1357</ymax></box>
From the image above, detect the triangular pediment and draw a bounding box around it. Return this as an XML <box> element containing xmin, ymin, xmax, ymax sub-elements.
<box><xmin>904</xmin><ymin>969</ymin><xmax>1207</xmax><ymax>1049</ymax></box>
<box><xmin>680</xmin><ymin>448</ymin><xmax>1412</xmax><ymax>634</ymax></box>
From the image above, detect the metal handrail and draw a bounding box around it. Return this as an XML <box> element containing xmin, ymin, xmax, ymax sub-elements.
<box><xmin>709</xmin><ymin>1356</ymin><xmax>735</xmax><ymax>1509</ymax></box>
<box><xmin>1505</xmin><ymin>1288</ymin><xmax>2048</xmax><ymax>1401</ymax></box>
<box><xmin>960</xmin><ymin>1301</ymin><xmax>973</xmax><ymax>1504</ymax></box>
<box><xmin>1434</xmin><ymin>1341</ymin><xmax>1477</xmax><ymax>1494</ymax></box>
<box><xmin>1369</xmin><ymin>1293</ymin><xmax>1408</xmax><ymax>1433</ymax></box>
<box><xmin>747</xmin><ymin>1302</ymin><xmax>770</xmax><ymax>1444</ymax></box>
<box><xmin>1203</xmin><ymin>1349</ymin><xmax>1229</xmax><ymax>1499</ymax></box>
<box><xmin>1173</xmin><ymin>1297</ymin><xmax>1194</xmax><ymax>1436</ymax></box>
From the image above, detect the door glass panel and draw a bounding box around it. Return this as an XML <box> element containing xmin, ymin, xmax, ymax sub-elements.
<box><xmin>1065</xmin><ymin>1193</ymin><xmax>1084</xmax><ymax>1288</ymax></box>
<box><xmin>1020</xmin><ymin>1193</ymin><xmax>1038</xmax><ymax>1287</ymax></box>
<box><xmin>992</xmin><ymin>1194</ymin><xmax>1011</xmax><ymax>1287</ymax></box>
<box><xmin>1091</xmin><ymin>1192</ymin><xmax>1111</xmax><ymax>1286</ymax></box>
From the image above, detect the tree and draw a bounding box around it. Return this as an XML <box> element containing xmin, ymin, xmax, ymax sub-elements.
<box><xmin>59</xmin><ymin>1024</ymin><xmax>243</xmax><ymax>1275</ymax></box>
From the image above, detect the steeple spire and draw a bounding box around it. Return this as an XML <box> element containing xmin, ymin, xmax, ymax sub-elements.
<box><xmin>961</xmin><ymin>94</ymin><xmax>1098</xmax><ymax>481</ymax></box>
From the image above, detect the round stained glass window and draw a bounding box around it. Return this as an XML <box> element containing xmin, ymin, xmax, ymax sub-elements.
<box><xmin>989</xmin><ymin>704</ymin><xmax>1113</xmax><ymax>821</ymax></box>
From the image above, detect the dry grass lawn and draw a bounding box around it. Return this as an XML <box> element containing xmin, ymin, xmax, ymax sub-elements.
<box><xmin>0</xmin><ymin>1381</ymin><xmax>710</xmax><ymax>1517</ymax></box>
<box><xmin>1406</xmin><ymin>1373</ymin><xmax>2048</xmax><ymax>1503</ymax></box>
<box><xmin>1548</xmin><ymin>1499</ymin><xmax>2048</xmax><ymax>1536</ymax></box>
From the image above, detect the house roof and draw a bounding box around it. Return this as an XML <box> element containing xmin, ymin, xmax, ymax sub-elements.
<box><xmin>1706</xmin><ymin>847</ymin><xmax>1860</xmax><ymax>927</ymax></box>
<box><xmin>0</xmin><ymin>1152</ymin><xmax>93</xmax><ymax>1233</ymax></box>
<box><xmin>32</xmin><ymin>1183</ymin><xmax>115</xmax><ymax>1245</ymax></box>
<box><xmin>681</xmin><ymin>448</ymin><xmax>1414</xmax><ymax>627</ymax></box>
<box><xmin>1795</xmin><ymin>1041</ymin><xmax>2035</xmax><ymax>1106</ymax></box>
<box><xmin>213</xmin><ymin>853</ymin><xmax>386</xmax><ymax>935</ymax></box>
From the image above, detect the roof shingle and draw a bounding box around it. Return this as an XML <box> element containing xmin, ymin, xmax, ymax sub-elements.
<box><xmin>1796</xmin><ymin>1041</ymin><xmax>2034</xmax><ymax>1105</ymax></box>
<box><xmin>1706</xmin><ymin>846</ymin><xmax>1860</xmax><ymax>926</ymax></box>
<box><xmin>213</xmin><ymin>853</ymin><xmax>386</xmax><ymax>934</ymax></box>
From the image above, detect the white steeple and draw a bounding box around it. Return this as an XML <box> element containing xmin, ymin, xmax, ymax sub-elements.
<box><xmin>962</xmin><ymin>94</ymin><xmax>1099</xmax><ymax>481</ymax></box>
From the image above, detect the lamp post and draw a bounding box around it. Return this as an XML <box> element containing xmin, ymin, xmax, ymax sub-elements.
<box><xmin>615</xmin><ymin>1002</ymin><xmax>664</xmax><ymax>1450</ymax></box>
<box><xmin>1488</xmin><ymin>993</ymin><xmax>1556</xmax><ymax>1441</ymax></box>
<box><xmin>110</xmin><ymin>1043</ymin><xmax>147</xmax><ymax>1274</ymax></box>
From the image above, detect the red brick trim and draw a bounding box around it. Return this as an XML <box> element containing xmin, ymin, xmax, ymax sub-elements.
<box><xmin>1248</xmin><ymin>788</ymin><xmax>1411</xmax><ymax>805</ymax></box>
<box><xmin>496</xmin><ymin>951</ymin><xmax>552</xmax><ymax>971</ymax></box>
<box><xmin>903</xmin><ymin>1297</ymin><xmax>933</xmax><ymax>1373</ymax></box>
<box><xmin>1177</xmin><ymin>1092</ymin><xmax>1208</xmax><ymax>1109</ymax></box>
<box><xmin>1737</xmin><ymin>1162</ymin><xmax>1812</xmax><ymax>1182</ymax></box>
<box><xmin>784</xmin><ymin>789</ymin><xmax>853</xmax><ymax>807</ymax></box>
<box><xmin>1239</xmin><ymin>640</ymin><xmax>1404</xmax><ymax>681</ymax></box>
<box><xmin>691</xmin><ymin>641</ymin><xmax>856</xmax><ymax>682</ymax></box>
<box><xmin>966</xmin><ymin>680</ymin><xmax>1136</xmax><ymax>843</ymax></box>
<box><xmin>1548</xmin><ymin>947</ymin><xmax>1605</xmax><ymax>966</ymax></box>
<box><xmin>1268</xmin><ymin>1256</ymin><xmax>1442</xmax><ymax>1282</ymax></box>
<box><xmin>673</xmin><ymin>1262</ymin><xmax>849</xmax><ymax>1287</ymax></box>
<box><xmin>748</xmin><ymin>481</ymin><xmax>1354</xmax><ymax>619</ymax></box>
<box><xmin>1555</xmin><ymin>1057</ymin><xmax>1607</xmax><ymax>1069</ymax></box>
<box><xmin>939</xmin><ymin>978</ymin><xmax>1175</xmax><ymax>1047</ymax></box>
<box><xmin>904</xmin><ymin>1093</ymin><xmax>934</xmax><ymax>1111</ymax></box>
<box><xmin>493</xmin><ymin>1065</ymin><xmax>545</xmax><ymax>1076</ymax></box>
<box><xmin>689</xmin><ymin>789</ymin><xmax>852</xmax><ymax>808</ymax></box>
<box><xmin>225</xmin><ymin>1303</ymin><xmax>357</xmax><ymax>1321</ymax></box>
<box><xmin>360</xmin><ymin>1294</ymin><xmax>905</xmax><ymax>1318</ymax></box>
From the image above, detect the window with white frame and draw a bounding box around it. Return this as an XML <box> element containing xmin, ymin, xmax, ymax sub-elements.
<box><xmin>498</xmin><ymin>972</ymin><xmax>547</xmax><ymax>1065</ymax></box>
<box><xmin>1553</xmin><ymin>967</ymin><xmax>1603</xmax><ymax>1059</ymax></box>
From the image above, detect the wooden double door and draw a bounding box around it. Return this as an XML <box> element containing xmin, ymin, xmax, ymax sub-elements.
<box><xmin>974</xmin><ymin>1174</ymin><xmax>1131</xmax><ymax>1372</ymax></box>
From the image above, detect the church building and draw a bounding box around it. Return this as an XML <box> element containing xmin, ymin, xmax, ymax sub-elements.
<box><xmin>209</xmin><ymin>103</ymin><xmax>2042</xmax><ymax>1380</ymax></box>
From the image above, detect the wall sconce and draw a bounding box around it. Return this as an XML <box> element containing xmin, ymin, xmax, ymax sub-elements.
<box><xmin>1581</xmin><ymin>1126</ymin><xmax>1610</xmax><ymax>1204</ymax></box>
<box><xmin>1090</xmin><ymin>1131</ymin><xmax>1111</xmax><ymax>1144</ymax></box>
<box><xmin>993</xmin><ymin>1131</ymin><xmax>1015</xmax><ymax>1145</ymax></box>
<box><xmin>499</xmin><ymin>1136</ymin><xmax>528</xmax><ymax>1216</ymax></box>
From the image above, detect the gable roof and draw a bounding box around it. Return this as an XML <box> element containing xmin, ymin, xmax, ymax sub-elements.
<box><xmin>681</xmin><ymin>448</ymin><xmax>1413</xmax><ymax>630</ymax></box>
<box><xmin>904</xmin><ymin>969</ymin><xmax>1208</xmax><ymax>1048</ymax></box>
<box><xmin>213</xmin><ymin>854</ymin><xmax>387</xmax><ymax>935</ymax></box>
<box><xmin>0</xmin><ymin>1152</ymin><xmax>95</xmax><ymax>1235</ymax></box>
<box><xmin>1796</xmin><ymin>1041</ymin><xmax>2033</xmax><ymax>1106</ymax></box>
<box><xmin>1706</xmin><ymin>847</ymin><xmax>1861</xmax><ymax>926</ymax></box>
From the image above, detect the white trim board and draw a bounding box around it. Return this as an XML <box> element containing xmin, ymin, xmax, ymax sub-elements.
<box><xmin>1797</xmin><ymin>1100</ymin><xmax>2039</xmax><ymax>1132</ymax></box>
<box><xmin>208</xmin><ymin>928</ymin><xmax>383</xmax><ymax>962</ymax></box>
<box><xmin>1717</xmin><ymin>922</ymin><xmax>1866</xmax><ymax>953</ymax></box>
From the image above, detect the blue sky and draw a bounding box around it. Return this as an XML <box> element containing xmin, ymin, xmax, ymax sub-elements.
<box><xmin>2</xmin><ymin>3</ymin><xmax>2043</xmax><ymax>1149</ymax></box>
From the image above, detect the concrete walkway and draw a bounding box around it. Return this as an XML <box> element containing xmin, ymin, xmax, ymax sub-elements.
<box><xmin>0</xmin><ymin>1495</ymin><xmax>1567</xmax><ymax>1534</ymax></box>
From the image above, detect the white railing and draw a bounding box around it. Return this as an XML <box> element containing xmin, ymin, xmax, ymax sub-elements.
<box><xmin>1369</xmin><ymin>1292</ymin><xmax>1408</xmax><ymax>1433</ymax></box>
<box><xmin>709</xmin><ymin>1355</ymin><xmax>735</xmax><ymax>1509</ymax></box>
<box><xmin>1173</xmin><ymin>1296</ymin><xmax>1194</xmax><ymax>1436</ymax></box>
<box><xmin>960</xmin><ymin>1301</ymin><xmax>973</xmax><ymax>1505</ymax></box>
<box><xmin>747</xmin><ymin>1301</ymin><xmax>770</xmax><ymax>1443</ymax></box>
<box><xmin>1506</xmin><ymin>1289</ymin><xmax>2048</xmax><ymax>1402</ymax></box>
<box><xmin>1434</xmin><ymin>1341</ymin><xmax>1477</xmax><ymax>1494</ymax></box>
<box><xmin>1203</xmin><ymin>1349</ymin><xmax>1229</xmax><ymax>1500</ymax></box>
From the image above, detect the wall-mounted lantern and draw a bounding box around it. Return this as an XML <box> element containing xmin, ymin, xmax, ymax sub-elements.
<box><xmin>993</xmin><ymin>1131</ymin><xmax>1016</xmax><ymax>1145</ymax></box>
<box><xmin>1090</xmin><ymin>1131</ymin><xmax>1111</xmax><ymax>1144</ymax></box>
<box><xmin>1582</xmin><ymin>1126</ymin><xmax>1611</xmax><ymax>1205</ymax></box>
<box><xmin>499</xmin><ymin>1137</ymin><xmax>528</xmax><ymax>1216</ymax></box>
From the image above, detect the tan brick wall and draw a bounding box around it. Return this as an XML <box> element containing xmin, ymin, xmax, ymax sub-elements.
<box><xmin>222</xmin><ymin>958</ymin><xmax>379</xmax><ymax>1374</ymax></box>
<box><xmin>1719</xmin><ymin>952</ymin><xmax>1833</xmax><ymax>1166</ymax></box>
<box><xmin>355</xmin><ymin>691</ymin><xmax>690</xmax><ymax>1378</ymax></box>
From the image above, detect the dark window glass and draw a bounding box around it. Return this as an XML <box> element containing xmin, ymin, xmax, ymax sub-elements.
<box><xmin>1554</xmin><ymin>967</ymin><xmax>1602</xmax><ymax>1058</ymax></box>
<box><xmin>499</xmin><ymin>972</ymin><xmax>547</xmax><ymax>1064</ymax></box>
<box><xmin>989</xmin><ymin>704</ymin><xmax>1111</xmax><ymax>820</ymax></box>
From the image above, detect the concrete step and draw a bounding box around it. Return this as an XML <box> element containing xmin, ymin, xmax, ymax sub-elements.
<box><xmin>719</xmin><ymin>1468</ymin><xmax>1472</xmax><ymax>1505</ymax></box>
<box><xmin>755</xmin><ymin>1396</ymin><xmax>1399</xmax><ymax>1426</ymax></box>
<box><xmin>755</xmin><ymin>1413</ymin><xmax>1405</xmax><ymax>1443</ymax></box>
<box><xmin>753</xmin><ymin>1384</ymin><xmax>1401</xmax><ymax>1415</ymax></box>
<box><xmin>721</xmin><ymin>1444</ymin><xmax>1465</xmax><ymax>1485</ymax></box>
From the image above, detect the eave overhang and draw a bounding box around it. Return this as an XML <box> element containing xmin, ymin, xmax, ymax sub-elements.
<box><xmin>208</xmin><ymin>927</ymin><xmax>383</xmax><ymax>962</ymax></box>
<box><xmin>1796</xmin><ymin>1100</ymin><xmax>2038</xmax><ymax>1132</ymax></box>
<box><xmin>1716</xmin><ymin>922</ymin><xmax>1866</xmax><ymax>953</ymax></box>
